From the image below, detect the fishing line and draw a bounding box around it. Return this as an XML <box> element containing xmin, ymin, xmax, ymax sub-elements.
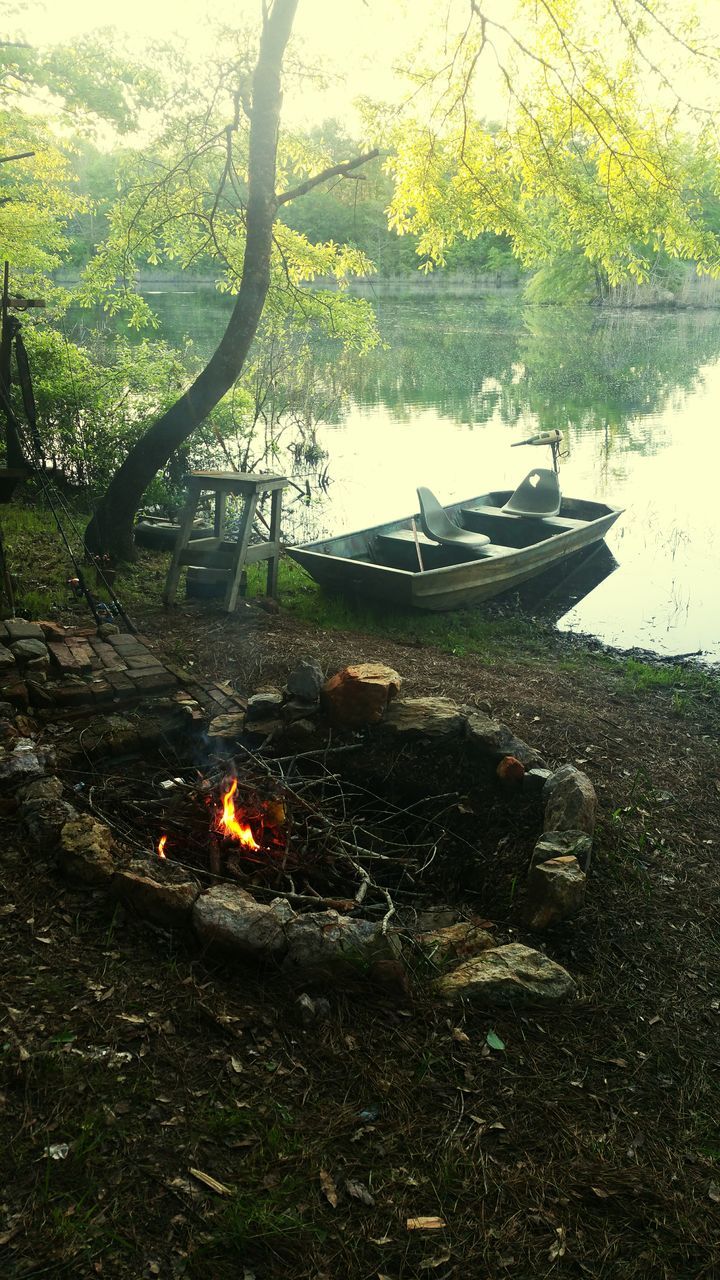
<box><xmin>0</xmin><ymin>379</ymin><xmax>135</xmax><ymax>630</ymax></box>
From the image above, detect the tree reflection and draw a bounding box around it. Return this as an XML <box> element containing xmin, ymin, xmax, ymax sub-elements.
<box><xmin>348</xmin><ymin>298</ymin><xmax>720</xmax><ymax>460</ymax></box>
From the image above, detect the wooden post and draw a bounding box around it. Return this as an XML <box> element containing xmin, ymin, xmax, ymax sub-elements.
<box><xmin>163</xmin><ymin>482</ymin><xmax>200</xmax><ymax>605</ymax></box>
<box><xmin>224</xmin><ymin>491</ymin><xmax>258</xmax><ymax>612</ymax></box>
<box><xmin>266</xmin><ymin>487</ymin><xmax>283</xmax><ymax>597</ymax></box>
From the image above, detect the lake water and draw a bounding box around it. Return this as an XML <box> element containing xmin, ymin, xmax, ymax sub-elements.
<box><xmin>74</xmin><ymin>289</ymin><xmax>720</xmax><ymax>662</ymax></box>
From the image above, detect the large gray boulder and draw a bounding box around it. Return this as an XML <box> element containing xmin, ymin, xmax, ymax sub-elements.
<box><xmin>465</xmin><ymin>710</ymin><xmax>546</xmax><ymax>768</ymax></box>
<box><xmin>246</xmin><ymin>690</ymin><xmax>284</xmax><ymax>721</ymax></box>
<box><xmin>0</xmin><ymin>644</ymin><xmax>15</xmax><ymax>671</ymax></box>
<box><xmin>10</xmin><ymin>638</ymin><xmax>49</xmax><ymax>664</ymax></box>
<box><xmin>543</xmin><ymin>765</ymin><xmax>597</xmax><ymax>835</ymax></box>
<box><xmin>193</xmin><ymin>886</ymin><xmax>292</xmax><ymax>957</ymax></box>
<box><xmin>434</xmin><ymin>943</ymin><xmax>576</xmax><ymax>1005</ymax></box>
<box><xmin>115</xmin><ymin>861</ymin><xmax>200</xmax><ymax>928</ymax></box>
<box><xmin>286</xmin><ymin>659</ymin><xmax>324</xmax><ymax>703</ymax></box>
<box><xmin>284</xmin><ymin>909</ymin><xmax>405</xmax><ymax>986</ymax></box>
<box><xmin>0</xmin><ymin>737</ymin><xmax>51</xmax><ymax>781</ymax></box>
<box><xmin>525</xmin><ymin>857</ymin><xmax>587</xmax><ymax>930</ymax></box>
<box><xmin>4</xmin><ymin>620</ymin><xmax>44</xmax><ymax>643</ymax></box>
<box><xmin>383</xmin><ymin>697</ymin><xmax>465</xmax><ymax>737</ymax></box>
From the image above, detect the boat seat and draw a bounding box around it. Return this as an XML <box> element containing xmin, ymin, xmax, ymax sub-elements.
<box><xmin>417</xmin><ymin>487</ymin><xmax>491</xmax><ymax>552</ymax></box>
<box><xmin>376</xmin><ymin>529</ymin><xmax>509</xmax><ymax>559</ymax></box>
<box><xmin>502</xmin><ymin>468</ymin><xmax>561</xmax><ymax>518</ymax></box>
<box><xmin>460</xmin><ymin>506</ymin><xmax>586</xmax><ymax>535</ymax></box>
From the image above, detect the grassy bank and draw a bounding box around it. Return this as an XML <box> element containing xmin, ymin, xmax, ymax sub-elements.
<box><xmin>2</xmin><ymin>498</ymin><xmax>718</xmax><ymax>715</ymax></box>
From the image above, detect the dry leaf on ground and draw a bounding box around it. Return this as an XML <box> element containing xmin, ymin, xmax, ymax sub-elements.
<box><xmin>319</xmin><ymin>1169</ymin><xmax>339</xmax><ymax>1208</ymax></box>
<box><xmin>407</xmin><ymin>1216</ymin><xmax>446</xmax><ymax>1230</ymax></box>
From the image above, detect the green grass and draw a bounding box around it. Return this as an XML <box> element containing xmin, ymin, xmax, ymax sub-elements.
<box><xmin>2</xmin><ymin>498</ymin><xmax>718</xmax><ymax>715</ymax></box>
<box><xmin>251</xmin><ymin>555</ymin><xmax>556</xmax><ymax>660</ymax></box>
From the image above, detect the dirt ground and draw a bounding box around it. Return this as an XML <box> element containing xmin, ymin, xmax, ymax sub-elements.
<box><xmin>2</xmin><ymin>601</ymin><xmax>720</xmax><ymax>1278</ymax></box>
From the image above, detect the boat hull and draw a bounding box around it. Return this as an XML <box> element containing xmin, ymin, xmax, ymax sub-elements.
<box><xmin>287</xmin><ymin>491</ymin><xmax>623</xmax><ymax>613</ymax></box>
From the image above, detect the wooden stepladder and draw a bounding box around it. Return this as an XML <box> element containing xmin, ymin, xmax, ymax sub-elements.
<box><xmin>162</xmin><ymin>471</ymin><xmax>289</xmax><ymax>612</ymax></box>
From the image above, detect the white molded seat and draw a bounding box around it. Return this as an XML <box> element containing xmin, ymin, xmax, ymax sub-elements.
<box><xmin>417</xmin><ymin>487</ymin><xmax>491</xmax><ymax>550</ymax></box>
<box><xmin>502</xmin><ymin>468</ymin><xmax>561</xmax><ymax>518</ymax></box>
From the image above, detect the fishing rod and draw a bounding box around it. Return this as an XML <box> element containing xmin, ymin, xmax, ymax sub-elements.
<box><xmin>0</xmin><ymin>379</ymin><xmax>136</xmax><ymax>631</ymax></box>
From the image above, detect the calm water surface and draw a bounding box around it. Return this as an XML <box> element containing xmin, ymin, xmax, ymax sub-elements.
<box><xmin>78</xmin><ymin>290</ymin><xmax>720</xmax><ymax>661</ymax></box>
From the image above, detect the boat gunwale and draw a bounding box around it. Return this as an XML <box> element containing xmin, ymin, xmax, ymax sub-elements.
<box><xmin>289</xmin><ymin>493</ymin><xmax>624</xmax><ymax>582</ymax></box>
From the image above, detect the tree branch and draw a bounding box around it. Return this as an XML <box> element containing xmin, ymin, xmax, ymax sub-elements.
<box><xmin>276</xmin><ymin>149</ymin><xmax>380</xmax><ymax>205</ymax></box>
<box><xmin>0</xmin><ymin>151</ymin><xmax>35</xmax><ymax>165</ymax></box>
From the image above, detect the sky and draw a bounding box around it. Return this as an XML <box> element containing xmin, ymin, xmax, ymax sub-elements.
<box><xmin>7</xmin><ymin>0</ymin><xmax>510</xmax><ymax>133</ymax></box>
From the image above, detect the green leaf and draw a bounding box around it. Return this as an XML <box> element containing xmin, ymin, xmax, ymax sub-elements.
<box><xmin>486</xmin><ymin>1031</ymin><xmax>505</xmax><ymax>1052</ymax></box>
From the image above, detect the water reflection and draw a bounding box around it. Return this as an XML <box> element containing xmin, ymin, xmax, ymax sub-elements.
<box><xmin>69</xmin><ymin>289</ymin><xmax>720</xmax><ymax>660</ymax></box>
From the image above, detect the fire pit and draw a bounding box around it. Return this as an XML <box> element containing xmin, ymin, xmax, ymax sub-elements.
<box><xmin>10</xmin><ymin>662</ymin><xmax>598</xmax><ymax>1004</ymax></box>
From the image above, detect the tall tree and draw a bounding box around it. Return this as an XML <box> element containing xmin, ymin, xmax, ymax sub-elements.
<box><xmin>387</xmin><ymin>0</ymin><xmax>720</xmax><ymax>283</ymax></box>
<box><xmin>84</xmin><ymin>0</ymin><xmax>378</xmax><ymax>559</ymax></box>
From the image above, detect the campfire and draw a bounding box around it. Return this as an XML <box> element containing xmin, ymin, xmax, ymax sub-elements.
<box><xmin>213</xmin><ymin>777</ymin><xmax>261</xmax><ymax>850</ymax></box>
<box><xmin>78</xmin><ymin>732</ymin><xmax>542</xmax><ymax>924</ymax></box>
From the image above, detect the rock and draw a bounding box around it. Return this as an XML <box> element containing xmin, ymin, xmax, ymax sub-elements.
<box><xmin>9</xmin><ymin>638</ymin><xmax>49</xmax><ymax>664</ymax></box>
<box><xmin>525</xmin><ymin>857</ymin><xmax>587</xmax><ymax>930</ymax></box>
<box><xmin>58</xmin><ymin>815</ymin><xmax>117</xmax><ymax>885</ymax></box>
<box><xmin>0</xmin><ymin>673</ymin><xmax>28</xmax><ymax>706</ymax></box>
<box><xmin>75</xmin><ymin>714</ymin><xmax>141</xmax><ymax>757</ymax></box>
<box><xmin>207</xmin><ymin>712</ymin><xmax>245</xmax><ymax>740</ymax></box>
<box><xmin>19</xmin><ymin>775</ymin><xmax>65</xmax><ymax>803</ymax></box>
<box><xmin>496</xmin><ymin>755</ymin><xmax>525</xmax><ymax>783</ymax></box>
<box><xmin>523</xmin><ymin>767</ymin><xmax>554</xmax><ymax>795</ymax></box>
<box><xmin>246</xmin><ymin>690</ymin><xmax>284</xmax><ymax>721</ymax></box>
<box><xmin>22</xmin><ymin>798</ymin><xmax>78</xmax><ymax>847</ymax></box>
<box><xmin>284</xmin><ymin>909</ymin><xmax>405</xmax><ymax>987</ymax></box>
<box><xmin>322</xmin><ymin>663</ymin><xmax>402</xmax><ymax>727</ymax></box>
<box><xmin>416</xmin><ymin>922</ymin><xmax>495</xmax><ymax>966</ymax></box>
<box><xmin>531</xmin><ymin>829</ymin><xmax>593</xmax><ymax>871</ymax></box>
<box><xmin>294</xmin><ymin>993</ymin><xmax>331</xmax><ymax>1027</ymax></box>
<box><xmin>434</xmin><ymin>943</ymin><xmax>576</xmax><ymax>1005</ymax></box>
<box><xmin>543</xmin><ymin>765</ymin><xmax>597</xmax><ymax>835</ymax></box>
<box><xmin>244</xmin><ymin>716</ymin><xmax>281</xmax><ymax>740</ymax></box>
<box><xmin>97</xmin><ymin>623</ymin><xmax>120</xmax><ymax>639</ymax></box>
<box><xmin>37</xmin><ymin>620</ymin><xmax>68</xmax><ymax>641</ymax></box>
<box><xmin>26</xmin><ymin>659</ymin><xmax>49</xmax><ymax>679</ymax></box>
<box><xmin>19</xmin><ymin>775</ymin><xmax>76</xmax><ymax>844</ymax></box>
<box><xmin>383</xmin><ymin>696</ymin><xmax>464</xmax><ymax>737</ymax></box>
<box><xmin>282</xmin><ymin>697</ymin><xmax>318</xmax><ymax>723</ymax></box>
<box><xmin>286</xmin><ymin>658</ymin><xmax>324</xmax><ymax>703</ymax></box>
<box><xmin>193</xmin><ymin>886</ymin><xmax>292</xmax><ymax>957</ymax></box>
<box><xmin>0</xmin><ymin>645</ymin><xmax>15</xmax><ymax>671</ymax></box>
<box><xmin>415</xmin><ymin>908</ymin><xmax>461</xmax><ymax>931</ymax></box>
<box><xmin>4</xmin><ymin>620</ymin><xmax>44</xmax><ymax>643</ymax></box>
<box><xmin>0</xmin><ymin>738</ymin><xmax>46</xmax><ymax>780</ymax></box>
<box><xmin>114</xmin><ymin>860</ymin><xmax>200</xmax><ymax>927</ymax></box>
<box><xmin>465</xmin><ymin>711</ymin><xmax>546</xmax><ymax>768</ymax></box>
<box><xmin>0</xmin><ymin>717</ymin><xmax>16</xmax><ymax>746</ymax></box>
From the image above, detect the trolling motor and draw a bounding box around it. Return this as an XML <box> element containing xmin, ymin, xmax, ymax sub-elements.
<box><xmin>503</xmin><ymin>430</ymin><xmax>565</xmax><ymax>517</ymax></box>
<box><xmin>511</xmin><ymin>429</ymin><xmax>564</xmax><ymax>474</ymax></box>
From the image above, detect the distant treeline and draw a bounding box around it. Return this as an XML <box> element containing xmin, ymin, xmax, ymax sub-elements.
<box><xmin>61</xmin><ymin>126</ymin><xmax>720</xmax><ymax>308</ymax></box>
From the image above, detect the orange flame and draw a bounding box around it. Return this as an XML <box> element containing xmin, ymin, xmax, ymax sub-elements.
<box><xmin>157</xmin><ymin>834</ymin><xmax>167</xmax><ymax>859</ymax></box>
<box><xmin>217</xmin><ymin>778</ymin><xmax>260</xmax><ymax>850</ymax></box>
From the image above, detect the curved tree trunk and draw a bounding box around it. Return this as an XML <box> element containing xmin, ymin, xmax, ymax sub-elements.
<box><xmin>85</xmin><ymin>0</ymin><xmax>299</xmax><ymax>561</ymax></box>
